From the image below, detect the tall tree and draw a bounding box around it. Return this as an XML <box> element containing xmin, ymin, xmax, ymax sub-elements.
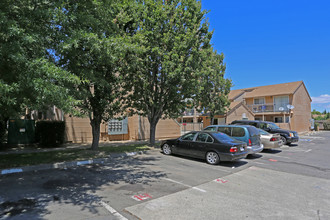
<box><xmin>124</xmin><ymin>0</ymin><xmax>213</xmax><ymax>146</ymax></box>
<box><xmin>0</xmin><ymin>1</ymin><xmax>79</xmax><ymax>122</ymax></box>
<box><xmin>195</xmin><ymin>49</ymin><xmax>232</xmax><ymax>124</ymax></box>
<box><xmin>54</xmin><ymin>0</ymin><xmax>137</xmax><ymax>150</ymax></box>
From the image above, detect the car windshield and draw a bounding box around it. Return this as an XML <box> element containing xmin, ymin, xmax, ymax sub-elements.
<box><xmin>212</xmin><ymin>132</ymin><xmax>237</xmax><ymax>142</ymax></box>
<box><xmin>268</xmin><ymin>122</ymin><xmax>280</xmax><ymax>129</ymax></box>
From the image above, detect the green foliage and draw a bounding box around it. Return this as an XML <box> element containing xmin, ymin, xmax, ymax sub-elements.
<box><xmin>124</xmin><ymin>0</ymin><xmax>217</xmax><ymax>145</ymax></box>
<box><xmin>53</xmin><ymin>0</ymin><xmax>138</xmax><ymax>149</ymax></box>
<box><xmin>312</xmin><ymin>109</ymin><xmax>321</xmax><ymax>115</ymax></box>
<box><xmin>195</xmin><ymin>49</ymin><xmax>232</xmax><ymax>122</ymax></box>
<box><xmin>0</xmin><ymin>0</ymin><xmax>80</xmax><ymax>121</ymax></box>
<box><xmin>35</xmin><ymin>121</ymin><xmax>65</xmax><ymax>147</ymax></box>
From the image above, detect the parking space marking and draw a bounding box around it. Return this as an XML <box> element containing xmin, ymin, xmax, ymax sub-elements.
<box><xmin>132</xmin><ymin>193</ymin><xmax>152</xmax><ymax>201</ymax></box>
<box><xmin>163</xmin><ymin>178</ymin><xmax>206</xmax><ymax>193</ymax></box>
<box><xmin>265</xmin><ymin>154</ymin><xmax>290</xmax><ymax>159</ymax></box>
<box><xmin>268</xmin><ymin>159</ymin><xmax>278</xmax><ymax>162</ymax></box>
<box><xmin>214</xmin><ymin>178</ymin><xmax>228</xmax><ymax>183</ymax></box>
<box><xmin>100</xmin><ymin>200</ymin><xmax>127</xmax><ymax>220</ymax></box>
<box><xmin>305</xmin><ymin>149</ymin><xmax>312</xmax><ymax>153</ymax></box>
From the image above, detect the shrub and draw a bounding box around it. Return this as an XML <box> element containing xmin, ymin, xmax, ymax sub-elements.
<box><xmin>323</xmin><ymin>121</ymin><xmax>330</xmax><ymax>130</ymax></box>
<box><xmin>0</xmin><ymin>120</ymin><xmax>6</xmax><ymax>146</ymax></box>
<box><xmin>35</xmin><ymin>121</ymin><xmax>65</xmax><ymax>147</ymax></box>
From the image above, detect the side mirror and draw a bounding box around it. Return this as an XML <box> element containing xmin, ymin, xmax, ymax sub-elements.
<box><xmin>265</xmin><ymin>128</ymin><xmax>271</xmax><ymax>132</ymax></box>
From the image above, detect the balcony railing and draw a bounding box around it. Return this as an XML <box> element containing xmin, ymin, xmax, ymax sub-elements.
<box><xmin>182</xmin><ymin>108</ymin><xmax>202</xmax><ymax>116</ymax></box>
<box><xmin>247</xmin><ymin>103</ymin><xmax>290</xmax><ymax>113</ymax></box>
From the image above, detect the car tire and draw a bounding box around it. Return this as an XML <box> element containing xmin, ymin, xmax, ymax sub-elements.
<box><xmin>162</xmin><ymin>143</ymin><xmax>172</xmax><ymax>155</ymax></box>
<box><xmin>206</xmin><ymin>151</ymin><xmax>220</xmax><ymax>165</ymax></box>
<box><xmin>280</xmin><ymin>136</ymin><xmax>287</xmax><ymax>145</ymax></box>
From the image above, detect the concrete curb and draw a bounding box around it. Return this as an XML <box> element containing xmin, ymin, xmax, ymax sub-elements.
<box><xmin>0</xmin><ymin>150</ymin><xmax>155</xmax><ymax>176</ymax></box>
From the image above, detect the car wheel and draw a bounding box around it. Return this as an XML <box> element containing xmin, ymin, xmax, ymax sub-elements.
<box><xmin>280</xmin><ymin>136</ymin><xmax>287</xmax><ymax>145</ymax></box>
<box><xmin>206</xmin><ymin>151</ymin><xmax>220</xmax><ymax>165</ymax></box>
<box><xmin>162</xmin><ymin>143</ymin><xmax>172</xmax><ymax>155</ymax></box>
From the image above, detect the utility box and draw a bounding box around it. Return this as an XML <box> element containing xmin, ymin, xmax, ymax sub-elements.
<box><xmin>8</xmin><ymin>119</ymin><xmax>35</xmax><ymax>145</ymax></box>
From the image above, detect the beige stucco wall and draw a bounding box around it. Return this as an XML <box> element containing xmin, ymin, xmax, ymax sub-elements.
<box><xmin>137</xmin><ymin>117</ymin><xmax>181</xmax><ymax>140</ymax></box>
<box><xmin>226</xmin><ymin>105</ymin><xmax>254</xmax><ymax>124</ymax></box>
<box><xmin>291</xmin><ymin>85</ymin><xmax>311</xmax><ymax>132</ymax></box>
<box><xmin>65</xmin><ymin>115</ymin><xmax>180</xmax><ymax>143</ymax></box>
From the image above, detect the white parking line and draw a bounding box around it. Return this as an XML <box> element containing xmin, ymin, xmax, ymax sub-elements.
<box><xmin>305</xmin><ymin>149</ymin><xmax>312</xmax><ymax>153</ymax></box>
<box><xmin>163</xmin><ymin>178</ymin><xmax>206</xmax><ymax>193</ymax></box>
<box><xmin>100</xmin><ymin>200</ymin><xmax>127</xmax><ymax>220</ymax></box>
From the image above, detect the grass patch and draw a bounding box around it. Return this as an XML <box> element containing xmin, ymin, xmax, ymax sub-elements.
<box><xmin>0</xmin><ymin>144</ymin><xmax>151</xmax><ymax>169</ymax></box>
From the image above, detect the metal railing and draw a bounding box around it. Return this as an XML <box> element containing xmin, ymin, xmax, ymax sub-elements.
<box><xmin>182</xmin><ymin>108</ymin><xmax>202</xmax><ymax>116</ymax></box>
<box><xmin>247</xmin><ymin>104</ymin><xmax>290</xmax><ymax>113</ymax></box>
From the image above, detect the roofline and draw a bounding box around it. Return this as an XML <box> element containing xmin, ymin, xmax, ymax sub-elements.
<box><xmin>292</xmin><ymin>81</ymin><xmax>312</xmax><ymax>102</ymax></box>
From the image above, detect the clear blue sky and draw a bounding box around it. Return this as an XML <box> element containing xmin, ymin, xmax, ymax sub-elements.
<box><xmin>201</xmin><ymin>0</ymin><xmax>330</xmax><ymax>112</ymax></box>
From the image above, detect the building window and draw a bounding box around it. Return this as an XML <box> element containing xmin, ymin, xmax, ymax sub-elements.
<box><xmin>274</xmin><ymin>96</ymin><xmax>289</xmax><ymax>111</ymax></box>
<box><xmin>274</xmin><ymin>116</ymin><xmax>283</xmax><ymax>123</ymax></box>
<box><xmin>254</xmin><ymin>98</ymin><xmax>265</xmax><ymax>105</ymax></box>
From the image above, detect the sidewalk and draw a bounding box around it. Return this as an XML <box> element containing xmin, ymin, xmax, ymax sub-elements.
<box><xmin>0</xmin><ymin>140</ymin><xmax>161</xmax><ymax>175</ymax></box>
<box><xmin>0</xmin><ymin>140</ymin><xmax>158</xmax><ymax>155</ymax></box>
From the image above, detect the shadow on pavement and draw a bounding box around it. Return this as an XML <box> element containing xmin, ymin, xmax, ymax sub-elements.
<box><xmin>262</xmin><ymin>149</ymin><xmax>282</xmax><ymax>154</ymax></box>
<box><xmin>0</xmin><ymin>154</ymin><xmax>166</xmax><ymax>219</ymax></box>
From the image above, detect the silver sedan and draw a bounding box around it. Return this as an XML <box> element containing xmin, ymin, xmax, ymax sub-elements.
<box><xmin>258</xmin><ymin>129</ymin><xmax>283</xmax><ymax>149</ymax></box>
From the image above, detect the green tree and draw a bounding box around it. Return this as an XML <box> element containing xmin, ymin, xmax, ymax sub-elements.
<box><xmin>124</xmin><ymin>0</ymin><xmax>214</xmax><ymax>145</ymax></box>
<box><xmin>195</xmin><ymin>49</ymin><xmax>232</xmax><ymax>124</ymax></box>
<box><xmin>54</xmin><ymin>0</ymin><xmax>137</xmax><ymax>150</ymax></box>
<box><xmin>311</xmin><ymin>109</ymin><xmax>321</xmax><ymax>115</ymax></box>
<box><xmin>0</xmin><ymin>0</ymin><xmax>79</xmax><ymax>122</ymax></box>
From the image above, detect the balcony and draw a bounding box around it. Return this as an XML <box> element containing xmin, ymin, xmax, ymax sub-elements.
<box><xmin>247</xmin><ymin>103</ymin><xmax>290</xmax><ymax>113</ymax></box>
<box><xmin>182</xmin><ymin>108</ymin><xmax>202</xmax><ymax>117</ymax></box>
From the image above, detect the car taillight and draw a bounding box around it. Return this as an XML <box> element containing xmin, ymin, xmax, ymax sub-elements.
<box><xmin>270</xmin><ymin>137</ymin><xmax>277</xmax><ymax>141</ymax></box>
<box><xmin>248</xmin><ymin>139</ymin><xmax>252</xmax><ymax>146</ymax></box>
<box><xmin>230</xmin><ymin>147</ymin><xmax>238</xmax><ymax>153</ymax></box>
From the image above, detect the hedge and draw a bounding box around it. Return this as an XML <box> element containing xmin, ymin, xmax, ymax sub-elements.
<box><xmin>35</xmin><ymin>121</ymin><xmax>65</xmax><ymax>147</ymax></box>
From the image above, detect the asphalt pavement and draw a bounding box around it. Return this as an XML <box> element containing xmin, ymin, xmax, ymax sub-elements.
<box><xmin>0</xmin><ymin>131</ymin><xmax>329</xmax><ymax>220</ymax></box>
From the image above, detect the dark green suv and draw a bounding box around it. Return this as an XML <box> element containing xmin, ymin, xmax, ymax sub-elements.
<box><xmin>230</xmin><ymin>120</ymin><xmax>299</xmax><ymax>145</ymax></box>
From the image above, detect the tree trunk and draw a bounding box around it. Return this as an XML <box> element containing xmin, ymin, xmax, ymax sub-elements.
<box><xmin>149</xmin><ymin>118</ymin><xmax>159</xmax><ymax>147</ymax></box>
<box><xmin>90</xmin><ymin>117</ymin><xmax>101</xmax><ymax>150</ymax></box>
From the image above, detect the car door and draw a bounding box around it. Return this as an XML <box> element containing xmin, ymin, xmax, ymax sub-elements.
<box><xmin>190</xmin><ymin>133</ymin><xmax>211</xmax><ymax>158</ymax></box>
<box><xmin>175</xmin><ymin>132</ymin><xmax>197</xmax><ymax>156</ymax></box>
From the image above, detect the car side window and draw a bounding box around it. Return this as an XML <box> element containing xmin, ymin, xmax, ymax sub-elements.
<box><xmin>206</xmin><ymin>136</ymin><xmax>214</xmax><ymax>143</ymax></box>
<box><xmin>204</xmin><ymin>127</ymin><xmax>216</xmax><ymax>131</ymax></box>
<box><xmin>217</xmin><ymin>127</ymin><xmax>231</xmax><ymax>136</ymax></box>
<box><xmin>259</xmin><ymin>123</ymin><xmax>268</xmax><ymax>129</ymax></box>
<box><xmin>181</xmin><ymin>133</ymin><xmax>196</xmax><ymax>141</ymax></box>
<box><xmin>248</xmin><ymin>122</ymin><xmax>258</xmax><ymax>127</ymax></box>
<box><xmin>231</xmin><ymin>127</ymin><xmax>245</xmax><ymax>137</ymax></box>
<box><xmin>196</xmin><ymin>133</ymin><xmax>208</xmax><ymax>142</ymax></box>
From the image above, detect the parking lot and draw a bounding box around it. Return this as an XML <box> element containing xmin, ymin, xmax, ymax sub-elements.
<box><xmin>1</xmin><ymin>131</ymin><xmax>330</xmax><ymax>219</ymax></box>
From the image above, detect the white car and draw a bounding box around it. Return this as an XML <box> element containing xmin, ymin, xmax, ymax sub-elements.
<box><xmin>258</xmin><ymin>129</ymin><xmax>283</xmax><ymax>149</ymax></box>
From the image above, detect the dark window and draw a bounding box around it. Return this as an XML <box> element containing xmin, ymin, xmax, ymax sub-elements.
<box><xmin>196</xmin><ymin>133</ymin><xmax>208</xmax><ymax>142</ymax></box>
<box><xmin>231</xmin><ymin>127</ymin><xmax>245</xmax><ymax>137</ymax></box>
<box><xmin>204</xmin><ymin>127</ymin><xmax>216</xmax><ymax>131</ymax></box>
<box><xmin>181</xmin><ymin>132</ymin><xmax>197</xmax><ymax>141</ymax></box>
<box><xmin>206</xmin><ymin>136</ymin><xmax>214</xmax><ymax>143</ymax></box>
<box><xmin>248</xmin><ymin>122</ymin><xmax>258</xmax><ymax>127</ymax></box>
<box><xmin>217</xmin><ymin>127</ymin><xmax>231</xmax><ymax>136</ymax></box>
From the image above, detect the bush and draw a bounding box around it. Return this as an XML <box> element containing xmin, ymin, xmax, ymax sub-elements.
<box><xmin>324</xmin><ymin>121</ymin><xmax>330</xmax><ymax>130</ymax></box>
<box><xmin>0</xmin><ymin>120</ymin><xmax>6</xmax><ymax>146</ymax></box>
<box><xmin>35</xmin><ymin>121</ymin><xmax>65</xmax><ymax>147</ymax></box>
